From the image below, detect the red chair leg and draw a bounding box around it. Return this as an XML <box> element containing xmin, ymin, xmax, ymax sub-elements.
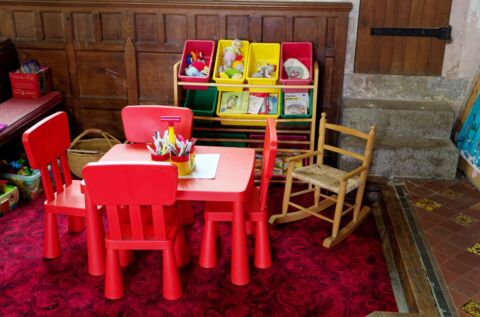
<box><xmin>180</xmin><ymin>201</ymin><xmax>194</xmax><ymax>225</ymax></box>
<box><xmin>119</xmin><ymin>250</ymin><xmax>134</xmax><ymax>267</ymax></box>
<box><xmin>173</xmin><ymin>225</ymin><xmax>191</xmax><ymax>267</ymax></box>
<box><xmin>104</xmin><ymin>248</ymin><xmax>124</xmax><ymax>300</ymax></box>
<box><xmin>44</xmin><ymin>212</ymin><xmax>60</xmax><ymax>259</ymax></box>
<box><xmin>254</xmin><ymin>220</ymin><xmax>272</xmax><ymax>269</ymax></box>
<box><xmin>86</xmin><ymin>202</ymin><xmax>105</xmax><ymax>276</ymax></box>
<box><xmin>162</xmin><ymin>244</ymin><xmax>182</xmax><ymax>300</ymax></box>
<box><xmin>199</xmin><ymin>219</ymin><xmax>217</xmax><ymax>268</ymax></box>
<box><xmin>67</xmin><ymin>215</ymin><xmax>84</xmax><ymax>233</ymax></box>
<box><xmin>245</xmin><ymin>220</ymin><xmax>255</xmax><ymax>235</ymax></box>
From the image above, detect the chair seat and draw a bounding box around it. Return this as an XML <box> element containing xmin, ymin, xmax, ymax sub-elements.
<box><xmin>44</xmin><ymin>180</ymin><xmax>86</xmax><ymax>217</ymax></box>
<box><xmin>292</xmin><ymin>164</ymin><xmax>361</xmax><ymax>194</ymax></box>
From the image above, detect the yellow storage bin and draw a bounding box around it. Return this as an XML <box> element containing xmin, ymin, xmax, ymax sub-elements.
<box><xmin>246</xmin><ymin>43</ymin><xmax>280</xmax><ymax>93</ymax></box>
<box><xmin>216</xmin><ymin>91</ymin><xmax>280</xmax><ymax>126</ymax></box>
<box><xmin>213</xmin><ymin>39</ymin><xmax>250</xmax><ymax>92</ymax></box>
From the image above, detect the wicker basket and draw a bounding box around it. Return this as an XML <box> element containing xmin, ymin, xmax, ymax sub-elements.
<box><xmin>67</xmin><ymin>129</ymin><xmax>121</xmax><ymax>178</ymax></box>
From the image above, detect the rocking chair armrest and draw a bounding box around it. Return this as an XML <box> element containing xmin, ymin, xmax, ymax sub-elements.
<box><xmin>284</xmin><ymin>150</ymin><xmax>323</xmax><ymax>163</ymax></box>
<box><xmin>340</xmin><ymin>166</ymin><xmax>368</xmax><ymax>182</ymax></box>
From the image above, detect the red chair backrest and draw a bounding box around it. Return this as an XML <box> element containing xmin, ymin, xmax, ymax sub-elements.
<box><xmin>259</xmin><ymin>118</ymin><xmax>278</xmax><ymax>211</ymax></box>
<box><xmin>22</xmin><ymin>111</ymin><xmax>73</xmax><ymax>201</ymax></box>
<box><xmin>122</xmin><ymin>105</ymin><xmax>193</xmax><ymax>143</ymax></box>
<box><xmin>83</xmin><ymin>162</ymin><xmax>178</xmax><ymax>240</ymax></box>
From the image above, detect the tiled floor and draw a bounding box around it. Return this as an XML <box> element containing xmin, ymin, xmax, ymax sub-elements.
<box><xmin>403</xmin><ymin>177</ymin><xmax>480</xmax><ymax>317</ymax></box>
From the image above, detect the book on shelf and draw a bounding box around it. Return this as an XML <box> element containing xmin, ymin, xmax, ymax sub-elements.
<box><xmin>219</xmin><ymin>91</ymin><xmax>249</xmax><ymax>114</ymax></box>
<box><xmin>284</xmin><ymin>92</ymin><xmax>309</xmax><ymax>115</ymax></box>
<box><xmin>248</xmin><ymin>94</ymin><xmax>266</xmax><ymax>114</ymax></box>
<box><xmin>248</xmin><ymin>93</ymin><xmax>278</xmax><ymax>115</ymax></box>
<box><xmin>268</xmin><ymin>94</ymin><xmax>278</xmax><ymax>115</ymax></box>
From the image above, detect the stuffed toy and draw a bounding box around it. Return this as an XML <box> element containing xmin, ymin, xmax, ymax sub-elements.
<box><xmin>223</xmin><ymin>39</ymin><xmax>242</xmax><ymax>68</ymax></box>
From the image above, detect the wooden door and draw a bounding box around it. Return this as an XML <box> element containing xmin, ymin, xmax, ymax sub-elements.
<box><xmin>355</xmin><ymin>0</ymin><xmax>452</xmax><ymax>75</ymax></box>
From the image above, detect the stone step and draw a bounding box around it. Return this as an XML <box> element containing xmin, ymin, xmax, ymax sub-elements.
<box><xmin>342</xmin><ymin>98</ymin><xmax>455</xmax><ymax>139</ymax></box>
<box><xmin>339</xmin><ymin>136</ymin><xmax>459</xmax><ymax>179</ymax></box>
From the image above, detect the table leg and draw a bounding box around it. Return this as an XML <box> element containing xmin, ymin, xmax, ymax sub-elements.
<box><xmin>231</xmin><ymin>200</ymin><xmax>249</xmax><ymax>285</ymax></box>
<box><xmin>85</xmin><ymin>191</ymin><xmax>106</xmax><ymax>276</ymax></box>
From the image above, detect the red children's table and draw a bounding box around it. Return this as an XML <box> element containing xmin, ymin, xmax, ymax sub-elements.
<box><xmin>85</xmin><ymin>144</ymin><xmax>255</xmax><ymax>286</ymax></box>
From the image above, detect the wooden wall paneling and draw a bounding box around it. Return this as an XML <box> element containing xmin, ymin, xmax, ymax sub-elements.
<box><xmin>76</xmin><ymin>50</ymin><xmax>127</xmax><ymax>98</ymax></box>
<box><xmin>195</xmin><ymin>14</ymin><xmax>220</xmax><ymax>40</ymax></box>
<box><xmin>261</xmin><ymin>16</ymin><xmax>288</xmax><ymax>42</ymax></box>
<box><xmin>41</xmin><ymin>11</ymin><xmax>65</xmax><ymax>41</ymax></box>
<box><xmin>164</xmin><ymin>14</ymin><xmax>188</xmax><ymax>47</ymax></box>
<box><xmin>100</xmin><ymin>12</ymin><xmax>123</xmax><ymax>43</ymax></box>
<box><xmin>0</xmin><ymin>1</ymin><xmax>352</xmax><ymax>140</ymax></box>
<box><xmin>249</xmin><ymin>15</ymin><xmax>262</xmax><ymax>42</ymax></box>
<box><xmin>64</xmin><ymin>11</ymin><xmax>82</xmax><ymax>131</ymax></box>
<box><xmin>137</xmin><ymin>52</ymin><xmax>180</xmax><ymax>104</ymax></box>
<box><xmin>125</xmin><ymin>38</ymin><xmax>138</xmax><ymax>105</ymax></box>
<box><xmin>12</xmin><ymin>10</ymin><xmax>36</xmax><ymax>40</ymax></box>
<box><xmin>293</xmin><ymin>16</ymin><xmax>318</xmax><ymax>42</ymax></box>
<box><xmin>226</xmin><ymin>15</ymin><xmax>252</xmax><ymax>40</ymax></box>
<box><xmin>134</xmin><ymin>13</ymin><xmax>157</xmax><ymax>43</ymax></box>
<box><xmin>80</xmin><ymin>107</ymin><xmax>123</xmax><ymax>136</ymax></box>
<box><xmin>72</xmin><ymin>12</ymin><xmax>95</xmax><ymax>42</ymax></box>
<box><xmin>33</xmin><ymin>10</ymin><xmax>44</xmax><ymax>41</ymax></box>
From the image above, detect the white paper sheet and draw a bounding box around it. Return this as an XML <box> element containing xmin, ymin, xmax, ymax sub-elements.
<box><xmin>179</xmin><ymin>154</ymin><xmax>220</xmax><ymax>179</ymax></box>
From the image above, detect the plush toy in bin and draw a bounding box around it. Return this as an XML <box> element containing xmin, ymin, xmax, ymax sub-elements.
<box><xmin>218</xmin><ymin>39</ymin><xmax>245</xmax><ymax>79</ymax></box>
<box><xmin>184</xmin><ymin>50</ymin><xmax>209</xmax><ymax>77</ymax></box>
<box><xmin>146</xmin><ymin>116</ymin><xmax>196</xmax><ymax>176</ymax></box>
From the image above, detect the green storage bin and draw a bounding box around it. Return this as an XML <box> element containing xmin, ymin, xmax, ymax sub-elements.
<box><xmin>183</xmin><ymin>87</ymin><xmax>218</xmax><ymax>116</ymax></box>
<box><xmin>280</xmin><ymin>90</ymin><xmax>313</xmax><ymax>119</ymax></box>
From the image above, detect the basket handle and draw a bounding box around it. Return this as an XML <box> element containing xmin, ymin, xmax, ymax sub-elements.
<box><xmin>70</xmin><ymin>128</ymin><xmax>120</xmax><ymax>149</ymax></box>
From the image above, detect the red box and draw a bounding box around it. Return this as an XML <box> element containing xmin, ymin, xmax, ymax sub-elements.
<box><xmin>280</xmin><ymin>42</ymin><xmax>313</xmax><ymax>93</ymax></box>
<box><xmin>178</xmin><ymin>40</ymin><xmax>216</xmax><ymax>90</ymax></box>
<box><xmin>9</xmin><ymin>66</ymin><xmax>53</xmax><ymax>99</ymax></box>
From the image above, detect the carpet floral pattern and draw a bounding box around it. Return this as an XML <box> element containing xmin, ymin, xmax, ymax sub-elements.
<box><xmin>0</xmin><ymin>188</ymin><xmax>397</xmax><ymax>316</ymax></box>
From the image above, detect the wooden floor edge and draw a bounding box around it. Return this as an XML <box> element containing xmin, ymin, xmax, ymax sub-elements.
<box><xmin>375</xmin><ymin>183</ymin><xmax>440</xmax><ymax>316</ymax></box>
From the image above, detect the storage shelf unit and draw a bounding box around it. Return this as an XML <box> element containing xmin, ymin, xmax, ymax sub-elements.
<box><xmin>173</xmin><ymin>61</ymin><xmax>319</xmax><ymax>182</ymax></box>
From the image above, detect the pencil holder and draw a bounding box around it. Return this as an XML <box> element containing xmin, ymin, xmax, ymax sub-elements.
<box><xmin>171</xmin><ymin>154</ymin><xmax>195</xmax><ymax>176</ymax></box>
<box><xmin>151</xmin><ymin>153</ymin><xmax>170</xmax><ymax>161</ymax></box>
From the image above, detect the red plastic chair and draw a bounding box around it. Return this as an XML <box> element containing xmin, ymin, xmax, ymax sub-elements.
<box><xmin>199</xmin><ymin>118</ymin><xmax>278</xmax><ymax>269</ymax></box>
<box><xmin>83</xmin><ymin>161</ymin><xmax>188</xmax><ymax>300</ymax></box>
<box><xmin>22</xmin><ymin>112</ymin><xmax>105</xmax><ymax>274</ymax></box>
<box><xmin>121</xmin><ymin>105</ymin><xmax>195</xmax><ymax>225</ymax></box>
<box><xmin>121</xmin><ymin>105</ymin><xmax>193</xmax><ymax>143</ymax></box>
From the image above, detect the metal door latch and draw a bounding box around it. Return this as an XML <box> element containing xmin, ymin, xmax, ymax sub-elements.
<box><xmin>371</xmin><ymin>25</ymin><xmax>452</xmax><ymax>41</ymax></box>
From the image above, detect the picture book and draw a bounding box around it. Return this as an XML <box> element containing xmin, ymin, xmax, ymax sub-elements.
<box><xmin>248</xmin><ymin>95</ymin><xmax>266</xmax><ymax>114</ymax></box>
<box><xmin>268</xmin><ymin>94</ymin><xmax>278</xmax><ymax>115</ymax></box>
<box><xmin>219</xmin><ymin>91</ymin><xmax>249</xmax><ymax>114</ymax></box>
<box><xmin>284</xmin><ymin>92</ymin><xmax>309</xmax><ymax>115</ymax></box>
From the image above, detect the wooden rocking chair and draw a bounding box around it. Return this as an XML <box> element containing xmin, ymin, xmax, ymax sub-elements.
<box><xmin>269</xmin><ymin>112</ymin><xmax>376</xmax><ymax>248</ymax></box>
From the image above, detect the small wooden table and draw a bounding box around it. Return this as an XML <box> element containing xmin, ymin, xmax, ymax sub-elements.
<box><xmin>86</xmin><ymin>144</ymin><xmax>256</xmax><ymax>285</ymax></box>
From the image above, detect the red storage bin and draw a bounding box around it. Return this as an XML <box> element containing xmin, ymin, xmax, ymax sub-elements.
<box><xmin>9</xmin><ymin>66</ymin><xmax>53</xmax><ymax>99</ymax></box>
<box><xmin>178</xmin><ymin>40</ymin><xmax>216</xmax><ymax>90</ymax></box>
<box><xmin>280</xmin><ymin>42</ymin><xmax>313</xmax><ymax>93</ymax></box>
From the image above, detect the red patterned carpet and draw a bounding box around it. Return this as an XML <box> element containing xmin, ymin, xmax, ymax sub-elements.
<box><xmin>0</xmin><ymin>187</ymin><xmax>397</xmax><ymax>316</ymax></box>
